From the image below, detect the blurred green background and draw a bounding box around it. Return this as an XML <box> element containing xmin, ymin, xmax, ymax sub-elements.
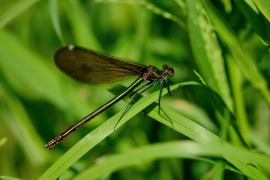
<box><xmin>0</xmin><ymin>0</ymin><xmax>270</xmax><ymax>179</ymax></box>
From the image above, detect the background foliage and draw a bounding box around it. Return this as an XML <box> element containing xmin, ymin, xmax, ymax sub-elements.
<box><xmin>0</xmin><ymin>0</ymin><xmax>269</xmax><ymax>179</ymax></box>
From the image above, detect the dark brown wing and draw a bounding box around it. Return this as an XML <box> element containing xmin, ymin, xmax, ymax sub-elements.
<box><xmin>55</xmin><ymin>45</ymin><xmax>147</xmax><ymax>85</ymax></box>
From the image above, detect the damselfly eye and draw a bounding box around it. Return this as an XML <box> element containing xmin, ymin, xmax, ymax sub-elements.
<box><xmin>162</xmin><ymin>64</ymin><xmax>168</xmax><ymax>70</ymax></box>
<box><xmin>162</xmin><ymin>64</ymin><xmax>174</xmax><ymax>77</ymax></box>
<box><xmin>168</xmin><ymin>68</ymin><xmax>174</xmax><ymax>77</ymax></box>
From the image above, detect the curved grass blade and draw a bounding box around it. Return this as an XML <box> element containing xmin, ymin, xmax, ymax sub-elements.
<box><xmin>74</xmin><ymin>141</ymin><xmax>270</xmax><ymax>180</ymax></box>
<box><xmin>39</xmin><ymin>81</ymin><xmax>266</xmax><ymax>179</ymax></box>
<box><xmin>201</xmin><ymin>0</ymin><xmax>270</xmax><ymax>105</ymax></box>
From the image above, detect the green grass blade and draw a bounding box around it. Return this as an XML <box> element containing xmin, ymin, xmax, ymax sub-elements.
<box><xmin>227</xmin><ymin>55</ymin><xmax>250</xmax><ymax>143</ymax></box>
<box><xmin>146</xmin><ymin>108</ymin><xmax>267</xmax><ymax>179</ymax></box>
<box><xmin>74</xmin><ymin>141</ymin><xmax>270</xmax><ymax>180</ymax></box>
<box><xmin>253</xmin><ymin>0</ymin><xmax>270</xmax><ymax>24</ymax></box>
<box><xmin>201</xmin><ymin>0</ymin><xmax>270</xmax><ymax>105</ymax></box>
<box><xmin>234</xmin><ymin>0</ymin><xmax>270</xmax><ymax>45</ymax></box>
<box><xmin>187</xmin><ymin>0</ymin><xmax>232</xmax><ymax>109</ymax></box>
<box><xmin>0</xmin><ymin>0</ymin><xmax>38</xmax><ymax>28</ymax></box>
<box><xmin>212</xmin><ymin>161</ymin><xmax>225</xmax><ymax>180</ymax></box>
<box><xmin>49</xmin><ymin>0</ymin><xmax>66</xmax><ymax>45</ymax></box>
